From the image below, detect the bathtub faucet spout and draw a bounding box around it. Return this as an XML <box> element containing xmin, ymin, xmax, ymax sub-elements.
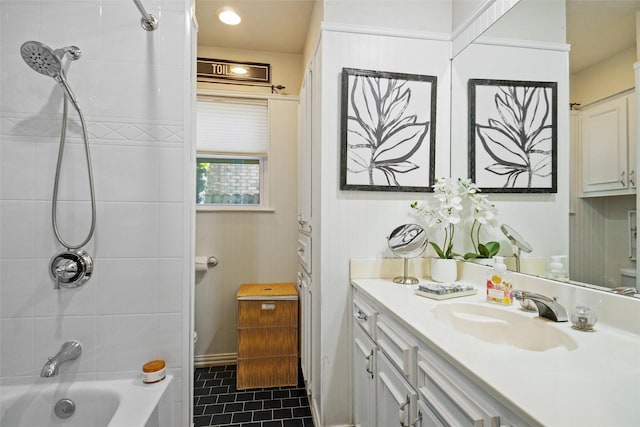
<box><xmin>40</xmin><ymin>340</ymin><xmax>82</xmax><ymax>377</ymax></box>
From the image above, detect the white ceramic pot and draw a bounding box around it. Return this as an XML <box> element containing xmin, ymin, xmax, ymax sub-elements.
<box><xmin>468</xmin><ymin>258</ymin><xmax>494</xmax><ymax>267</ymax></box>
<box><xmin>430</xmin><ymin>258</ymin><xmax>457</xmax><ymax>282</ymax></box>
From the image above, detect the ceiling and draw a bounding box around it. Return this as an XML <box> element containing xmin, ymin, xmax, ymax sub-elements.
<box><xmin>195</xmin><ymin>0</ymin><xmax>640</xmax><ymax>73</ymax></box>
<box><xmin>195</xmin><ymin>0</ymin><xmax>315</xmax><ymax>54</ymax></box>
<box><xmin>567</xmin><ymin>0</ymin><xmax>640</xmax><ymax>74</ymax></box>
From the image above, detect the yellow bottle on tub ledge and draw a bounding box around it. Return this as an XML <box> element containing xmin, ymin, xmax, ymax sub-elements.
<box><xmin>486</xmin><ymin>256</ymin><xmax>513</xmax><ymax>305</ymax></box>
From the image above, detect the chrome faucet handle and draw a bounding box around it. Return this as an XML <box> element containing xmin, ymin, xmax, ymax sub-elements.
<box><xmin>513</xmin><ymin>290</ymin><xmax>568</xmax><ymax>322</ymax></box>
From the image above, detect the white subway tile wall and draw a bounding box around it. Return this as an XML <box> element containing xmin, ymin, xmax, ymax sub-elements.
<box><xmin>0</xmin><ymin>1</ymin><xmax>192</xmax><ymax>425</ymax></box>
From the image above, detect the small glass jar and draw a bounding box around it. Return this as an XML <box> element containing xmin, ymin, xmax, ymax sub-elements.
<box><xmin>570</xmin><ymin>306</ymin><xmax>597</xmax><ymax>331</ymax></box>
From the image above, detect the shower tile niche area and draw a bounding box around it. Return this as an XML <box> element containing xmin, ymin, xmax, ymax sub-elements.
<box><xmin>0</xmin><ymin>0</ymin><xmax>193</xmax><ymax>425</ymax></box>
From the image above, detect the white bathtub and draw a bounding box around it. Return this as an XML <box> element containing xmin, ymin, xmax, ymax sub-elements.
<box><xmin>0</xmin><ymin>375</ymin><xmax>173</xmax><ymax>427</ymax></box>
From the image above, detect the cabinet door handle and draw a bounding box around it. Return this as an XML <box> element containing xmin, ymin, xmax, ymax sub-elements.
<box><xmin>410</xmin><ymin>410</ymin><xmax>423</xmax><ymax>427</ymax></box>
<box><xmin>356</xmin><ymin>310</ymin><xmax>368</xmax><ymax>321</ymax></box>
<box><xmin>621</xmin><ymin>171</ymin><xmax>627</xmax><ymax>186</ymax></box>
<box><xmin>399</xmin><ymin>396</ymin><xmax>410</xmax><ymax>427</ymax></box>
<box><xmin>630</xmin><ymin>170</ymin><xmax>636</xmax><ymax>187</ymax></box>
<box><xmin>261</xmin><ymin>303</ymin><xmax>276</xmax><ymax>310</ymax></box>
<box><xmin>365</xmin><ymin>349</ymin><xmax>374</xmax><ymax>378</ymax></box>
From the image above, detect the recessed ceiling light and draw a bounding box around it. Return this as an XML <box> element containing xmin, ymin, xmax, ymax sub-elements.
<box><xmin>219</xmin><ymin>9</ymin><xmax>241</xmax><ymax>26</ymax></box>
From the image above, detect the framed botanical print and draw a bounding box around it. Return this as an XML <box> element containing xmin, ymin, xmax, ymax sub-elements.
<box><xmin>340</xmin><ymin>68</ymin><xmax>437</xmax><ymax>192</ymax></box>
<box><xmin>468</xmin><ymin>79</ymin><xmax>557</xmax><ymax>193</ymax></box>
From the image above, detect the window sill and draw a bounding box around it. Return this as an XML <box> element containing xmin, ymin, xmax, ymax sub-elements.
<box><xmin>196</xmin><ymin>205</ymin><xmax>275</xmax><ymax>213</ymax></box>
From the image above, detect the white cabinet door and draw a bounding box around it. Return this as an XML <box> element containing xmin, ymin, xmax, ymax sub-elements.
<box><xmin>297</xmin><ymin>271</ymin><xmax>312</xmax><ymax>394</ymax></box>
<box><xmin>627</xmin><ymin>92</ymin><xmax>636</xmax><ymax>189</ymax></box>
<box><xmin>377</xmin><ymin>351</ymin><xmax>418</xmax><ymax>427</ymax></box>
<box><xmin>297</xmin><ymin>66</ymin><xmax>312</xmax><ymax>232</ymax></box>
<box><xmin>581</xmin><ymin>95</ymin><xmax>630</xmax><ymax>194</ymax></box>
<box><xmin>353</xmin><ymin>324</ymin><xmax>376</xmax><ymax>427</ymax></box>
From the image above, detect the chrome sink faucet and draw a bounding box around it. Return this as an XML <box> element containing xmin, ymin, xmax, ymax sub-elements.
<box><xmin>40</xmin><ymin>341</ymin><xmax>82</xmax><ymax>377</ymax></box>
<box><xmin>513</xmin><ymin>290</ymin><xmax>568</xmax><ymax>322</ymax></box>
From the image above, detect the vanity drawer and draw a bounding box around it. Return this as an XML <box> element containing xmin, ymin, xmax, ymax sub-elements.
<box><xmin>353</xmin><ymin>292</ymin><xmax>378</xmax><ymax>339</ymax></box>
<box><xmin>377</xmin><ymin>315</ymin><xmax>417</xmax><ymax>384</ymax></box>
<box><xmin>417</xmin><ymin>348</ymin><xmax>509</xmax><ymax>427</ymax></box>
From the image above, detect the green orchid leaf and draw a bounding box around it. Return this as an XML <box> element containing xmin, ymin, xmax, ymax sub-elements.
<box><xmin>478</xmin><ymin>243</ymin><xmax>490</xmax><ymax>257</ymax></box>
<box><xmin>484</xmin><ymin>241</ymin><xmax>500</xmax><ymax>257</ymax></box>
<box><xmin>430</xmin><ymin>242</ymin><xmax>445</xmax><ymax>258</ymax></box>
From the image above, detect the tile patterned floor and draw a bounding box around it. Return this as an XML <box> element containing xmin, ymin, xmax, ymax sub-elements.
<box><xmin>193</xmin><ymin>365</ymin><xmax>314</xmax><ymax>427</ymax></box>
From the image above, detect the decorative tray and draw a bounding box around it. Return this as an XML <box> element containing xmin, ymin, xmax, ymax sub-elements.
<box><xmin>414</xmin><ymin>282</ymin><xmax>478</xmax><ymax>300</ymax></box>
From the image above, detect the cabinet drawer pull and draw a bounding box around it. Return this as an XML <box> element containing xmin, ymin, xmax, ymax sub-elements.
<box><xmin>261</xmin><ymin>303</ymin><xmax>276</xmax><ymax>310</ymax></box>
<box><xmin>621</xmin><ymin>171</ymin><xmax>627</xmax><ymax>186</ymax></box>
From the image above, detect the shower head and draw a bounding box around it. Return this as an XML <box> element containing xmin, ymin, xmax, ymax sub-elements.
<box><xmin>20</xmin><ymin>41</ymin><xmax>83</xmax><ymax>110</ymax></box>
<box><xmin>20</xmin><ymin>41</ymin><xmax>63</xmax><ymax>78</ymax></box>
<box><xmin>20</xmin><ymin>41</ymin><xmax>81</xmax><ymax>78</ymax></box>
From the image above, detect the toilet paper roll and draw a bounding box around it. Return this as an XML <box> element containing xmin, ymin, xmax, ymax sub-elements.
<box><xmin>195</xmin><ymin>256</ymin><xmax>209</xmax><ymax>272</ymax></box>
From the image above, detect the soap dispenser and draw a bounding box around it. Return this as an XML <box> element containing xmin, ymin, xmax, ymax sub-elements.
<box><xmin>486</xmin><ymin>256</ymin><xmax>513</xmax><ymax>305</ymax></box>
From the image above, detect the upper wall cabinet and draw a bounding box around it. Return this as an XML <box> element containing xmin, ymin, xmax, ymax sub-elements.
<box><xmin>580</xmin><ymin>90</ymin><xmax>636</xmax><ymax>196</ymax></box>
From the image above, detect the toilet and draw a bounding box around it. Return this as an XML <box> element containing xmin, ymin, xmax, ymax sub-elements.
<box><xmin>619</xmin><ymin>267</ymin><xmax>637</xmax><ymax>288</ymax></box>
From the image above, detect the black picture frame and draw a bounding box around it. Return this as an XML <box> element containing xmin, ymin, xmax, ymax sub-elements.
<box><xmin>468</xmin><ymin>79</ymin><xmax>558</xmax><ymax>193</ymax></box>
<box><xmin>340</xmin><ymin>68</ymin><xmax>437</xmax><ymax>192</ymax></box>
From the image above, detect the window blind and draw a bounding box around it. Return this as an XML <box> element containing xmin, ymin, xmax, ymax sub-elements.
<box><xmin>196</xmin><ymin>97</ymin><xmax>268</xmax><ymax>154</ymax></box>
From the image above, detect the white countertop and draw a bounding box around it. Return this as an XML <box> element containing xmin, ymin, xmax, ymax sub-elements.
<box><xmin>352</xmin><ymin>278</ymin><xmax>640</xmax><ymax>427</ymax></box>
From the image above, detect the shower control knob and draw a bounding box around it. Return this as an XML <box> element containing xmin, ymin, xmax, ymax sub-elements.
<box><xmin>50</xmin><ymin>249</ymin><xmax>93</xmax><ymax>289</ymax></box>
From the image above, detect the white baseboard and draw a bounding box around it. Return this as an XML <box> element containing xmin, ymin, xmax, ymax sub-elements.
<box><xmin>194</xmin><ymin>352</ymin><xmax>236</xmax><ymax>368</ymax></box>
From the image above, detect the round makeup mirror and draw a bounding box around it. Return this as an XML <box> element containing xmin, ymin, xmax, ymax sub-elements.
<box><xmin>388</xmin><ymin>223</ymin><xmax>428</xmax><ymax>284</ymax></box>
<box><xmin>501</xmin><ymin>223</ymin><xmax>533</xmax><ymax>272</ymax></box>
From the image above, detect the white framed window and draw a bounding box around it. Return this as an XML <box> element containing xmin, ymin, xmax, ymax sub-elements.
<box><xmin>196</xmin><ymin>96</ymin><xmax>271</xmax><ymax>211</ymax></box>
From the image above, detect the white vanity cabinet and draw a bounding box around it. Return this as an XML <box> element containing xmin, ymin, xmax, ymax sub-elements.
<box><xmin>353</xmin><ymin>322</ymin><xmax>377</xmax><ymax>427</ymax></box>
<box><xmin>352</xmin><ymin>284</ymin><xmax>528</xmax><ymax>427</ymax></box>
<box><xmin>580</xmin><ymin>90</ymin><xmax>636</xmax><ymax>196</ymax></box>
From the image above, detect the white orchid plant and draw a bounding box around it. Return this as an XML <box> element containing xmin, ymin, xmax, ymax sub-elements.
<box><xmin>410</xmin><ymin>177</ymin><xmax>500</xmax><ymax>259</ymax></box>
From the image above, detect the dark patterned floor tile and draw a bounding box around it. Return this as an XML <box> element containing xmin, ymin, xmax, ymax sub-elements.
<box><xmin>193</xmin><ymin>415</ymin><xmax>212</xmax><ymax>427</ymax></box>
<box><xmin>263</xmin><ymin>399</ymin><xmax>282</xmax><ymax>409</ymax></box>
<box><xmin>204</xmin><ymin>404</ymin><xmax>224</xmax><ymax>415</ymax></box>
<box><xmin>212</xmin><ymin>413</ymin><xmax>233</xmax><ymax>424</ymax></box>
<box><xmin>193</xmin><ymin>364</ymin><xmax>313</xmax><ymax>427</ymax></box>
<box><xmin>272</xmin><ymin>408</ymin><xmax>292</xmax><ymax>419</ymax></box>
<box><xmin>244</xmin><ymin>400</ymin><xmax>262</xmax><ymax>411</ymax></box>
<box><xmin>252</xmin><ymin>409</ymin><xmax>273</xmax><ymax>421</ymax></box>
<box><xmin>232</xmin><ymin>411</ymin><xmax>253</xmax><ymax>423</ymax></box>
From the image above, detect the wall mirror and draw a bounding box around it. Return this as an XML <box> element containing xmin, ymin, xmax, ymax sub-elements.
<box><xmin>453</xmin><ymin>0</ymin><xmax>639</xmax><ymax>296</ymax></box>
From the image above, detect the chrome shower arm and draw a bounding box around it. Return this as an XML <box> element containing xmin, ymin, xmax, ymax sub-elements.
<box><xmin>133</xmin><ymin>0</ymin><xmax>158</xmax><ymax>31</ymax></box>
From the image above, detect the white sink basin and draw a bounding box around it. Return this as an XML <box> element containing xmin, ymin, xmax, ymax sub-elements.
<box><xmin>433</xmin><ymin>302</ymin><xmax>577</xmax><ymax>351</ymax></box>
